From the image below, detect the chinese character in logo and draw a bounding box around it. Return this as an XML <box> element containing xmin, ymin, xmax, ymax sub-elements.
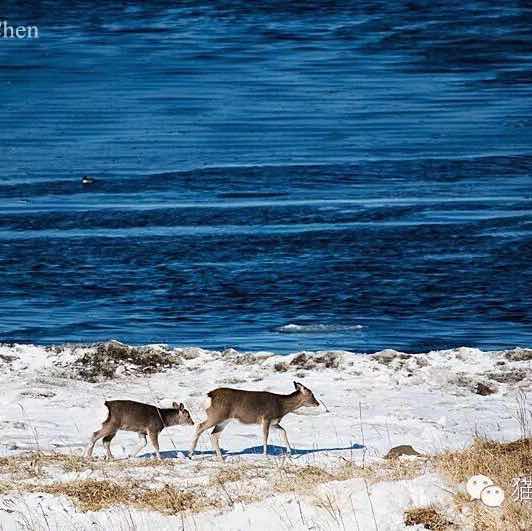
<box><xmin>512</xmin><ymin>476</ymin><xmax>532</xmax><ymax>502</ymax></box>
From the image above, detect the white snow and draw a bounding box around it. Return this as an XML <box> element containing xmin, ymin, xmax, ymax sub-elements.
<box><xmin>0</xmin><ymin>342</ymin><xmax>530</xmax><ymax>530</ymax></box>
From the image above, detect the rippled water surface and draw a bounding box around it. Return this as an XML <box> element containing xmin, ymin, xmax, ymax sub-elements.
<box><xmin>0</xmin><ymin>2</ymin><xmax>531</xmax><ymax>351</ymax></box>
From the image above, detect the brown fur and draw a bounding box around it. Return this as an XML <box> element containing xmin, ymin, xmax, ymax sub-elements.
<box><xmin>206</xmin><ymin>388</ymin><xmax>304</xmax><ymax>424</ymax></box>
<box><xmin>189</xmin><ymin>381</ymin><xmax>319</xmax><ymax>460</ymax></box>
<box><xmin>85</xmin><ymin>400</ymin><xmax>193</xmax><ymax>460</ymax></box>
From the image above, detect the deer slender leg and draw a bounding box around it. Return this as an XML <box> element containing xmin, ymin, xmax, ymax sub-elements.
<box><xmin>85</xmin><ymin>431</ymin><xmax>101</xmax><ymax>459</ymax></box>
<box><xmin>131</xmin><ymin>433</ymin><xmax>147</xmax><ymax>458</ymax></box>
<box><xmin>273</xmin><ymin>423</ymin><xmax>292</xmax><ymax>455</ymax></box>
<box><xmin>102</xmin><ymin>432</ymin><xmax>116</xmax><ymax>459</ymax></box>
<box><xmin>210</xmin><ymin>421</ymin><xmax>229</xmax><ymax>462</ymax></box>
<box><xmin>147</xmin><ymin>430</ymin><xmax>161</xmax><ymax>459</ymax></box>
<box><xmin>189</xmin><ymin>419</ymin><xmax>217</xmax><ymax>458</ymax></box>
<box><xmin>262</xmin><ymin>419</ymin><xmax>271</xmax><ymax>456</ymax></box>
<box><xmin>85</xmin><ymin>424</ymin><xmax>113</xmax><ymax>458</ymax></box>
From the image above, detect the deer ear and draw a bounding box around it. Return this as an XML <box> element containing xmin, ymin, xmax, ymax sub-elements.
<box><xmin>172</xmin><ymin>402</ymin><xmax>179</xmax><ymax>410</ymax></box>
<box><xmin>293</xmin><ymin>381</ymin><xmax>302</xmax><ymax>391</ymax></box>
<box><xmin>178</xmin><ymin>402</ymin><xmax>185</xmax><ymax>411</ymax></box>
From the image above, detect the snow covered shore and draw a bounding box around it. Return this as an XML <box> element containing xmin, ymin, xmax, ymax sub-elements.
<box><xmin>0</xmin><ymin>342</ymin><xmax>530</xmax><ymax>530</ymax></box>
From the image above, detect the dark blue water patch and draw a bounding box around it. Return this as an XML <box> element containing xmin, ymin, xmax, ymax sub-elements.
<box><xmin>2</xmin><ymin>2</ymin><xmax>532</xmax><ymax>178</ymax></box>
<box><xmin>0</xmin><ymin>157</ymin><xmax>531</xmax><ymax>352</ymax></box>
<box><xmin>1</xmin><ymin>156</ymin><xmax>531</xmax><ymax>199</ymax></box>
<box><xmin>217</xmin><ymin>191</ymin><xmax>289</xmax><ymax>199</ymax></box>
<box><xmin>0</xmin><ymin>2</ymin><xmax>532</xmax><ymax>351</ymax></box>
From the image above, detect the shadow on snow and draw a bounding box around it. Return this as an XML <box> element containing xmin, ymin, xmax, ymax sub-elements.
<box><xmin>140</xmin><ymin>442</ymin><xmax>364</xmax><ymax>460</ymax></box>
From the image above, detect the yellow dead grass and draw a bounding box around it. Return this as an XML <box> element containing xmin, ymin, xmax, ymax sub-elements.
<box><xmin>404</xmin><ymin>505</ymin><xmax>451</xmax><ymax>530</ymax></box>
<box><xmin>435</xmin><ymin>437</ymin><xmax>532</xmax><ymax>531</ymax></box>
<box><xmin>26</xmin><ymin>479</ymin><xmax>219</xmax><ymax>514</ymax></box>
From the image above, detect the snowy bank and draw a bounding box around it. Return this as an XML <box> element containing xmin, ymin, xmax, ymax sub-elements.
<box><xmin>0</xmin><ymin>342</ymin><xmax>530</xmax><ymax>530</ymax></box>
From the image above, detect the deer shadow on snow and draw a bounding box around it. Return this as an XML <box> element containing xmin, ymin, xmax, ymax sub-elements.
<box><xmin>142</xmin><ymin>442</ymin><xmax>364</xmax><ymax>460</ymax></box>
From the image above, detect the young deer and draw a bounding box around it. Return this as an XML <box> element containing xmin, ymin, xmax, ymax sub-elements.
<box><xmin>85</xmin><ymin>400</ymin><xmax>194</xmax><ymax>460</ymax></box>
<box><xmin>189</xmin><ymin>381</ymin><xmax>319</xmax><ymax>461</ymax></box>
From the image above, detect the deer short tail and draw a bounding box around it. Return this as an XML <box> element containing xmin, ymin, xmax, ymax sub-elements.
<box><xmin>204</xmin><ymin>396</ymin><xmax>212</xmax><ymax>410</ymax></box>
<box><xmin>102</xmin><ymin>401</ymin><xmax>112</xmax><ymax>424</ymax></box>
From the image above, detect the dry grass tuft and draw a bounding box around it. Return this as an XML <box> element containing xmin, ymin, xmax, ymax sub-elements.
<box><xmin>0</xmin><ymin>481</ymin><xmax>12</xmax><ymax>494</ymax></box>
<box><xmin>0</xmin><ymin>452</ymin><xmax>180</xmax><ymax>483</ymax></box>
<box><xmin>73</xmin><ymin>341</ymin><xmax>180</xmax><ymax>381</ymax></box>
<box><xmin>330</xmin><ymin>461</ymin><xmax>373</xmax><ymax>482</ymax></box>
<box><xmin>0</xmin><ymin>454</ymin><xmax>45</xmax><ymax>479</ymax></box>
<box><xmin>19</xmin><ymin>452</ymin><xmax>88</xmax><ymax>473</ymax></box>
<box><xmin>122</xmin><ymin>457</ymin><xmax>178</xmax><ymax>468</ymax></box>
<box><xmin>1</xmin><ymin>453</ymin><xmax>88</xmax><ymax>479</ymax></box>
<box><xmin>211</xmin><ymin>467</ymin><xmax>245</xmax><ymax>485</ymax></box>
<box><xmin>273</xmin><ymin>464</ymin><xmax>336</xmax><ymax>493</ymax></box>
<box><xmin>334</xmin><ymin>457</ymin><xmax>426</xmax><ymax>484</ymax></box>
<box><xmin>140</xmin><ymin>484</ymin><xmax>220</xmax><ymax>514</ymax></box>
<box><xmin>435</xmin><ymin>437</ymin><xmax>532</xmax><ymax>531</ymax></box>
<box><xmin>0</xmin><ymin>450</ymin><xmax>430</xmax><ymax>520</ymax></box>
<box><xmin>436</xmin><ymin>437</ymin><xmax>532</xmax><ymax>488</ymax></box>
<box><xmin>27</xmin><ymin>479</ymin><xmax>218</xmax><ymax>514</ymax></box>
<box><xmin>0</xmin><ymin>453</ymin><xmax>248</xmax><ymax>515</ymax></box>
<box><xmin>289</xmin><ymin>352</ymin><xmax>342</xmax><ymax>370</ymax></box>
<box><xmin>404</xmin><ymin>505</ymin><xmax>451</xmax><ymax>530</ymax></box>
<box><xmin>297</xmin><ymin>465</ymin><xmax>336</xmax><ymax>482</ymax></box>
<box><xmin>271</xmin><ymin>457</ymin><xmax>426</xmax><ymax>495</ymax></box>
<box><xmin>373</xmin><ymin>458</ymin><xmax>427</xmax><ymax>482</ymax></box>
<box><xmin>27</xmin><ymin>480</ymin><xmax>133</xmax><ymax>512</ymax></box>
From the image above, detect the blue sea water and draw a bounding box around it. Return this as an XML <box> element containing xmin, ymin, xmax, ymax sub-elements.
<box><xmin>0</xmin><ymin>1</ymin><xmax>531</xmax><ymax>352</ymax></box>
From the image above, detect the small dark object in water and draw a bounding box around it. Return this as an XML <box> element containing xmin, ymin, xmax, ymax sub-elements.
<box><xmin>385</xmin><ymin>444</ymin><xmax>422</xmax><ymax>459</ymax></box>
<box><xmin>81</xmin><ymin>175</ymin><xmax>95</xmax><ymax>185</ymax></box>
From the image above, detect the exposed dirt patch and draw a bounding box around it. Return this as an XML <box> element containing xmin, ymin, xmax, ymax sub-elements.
<box><xmin>504</xmin><ymin>348</ymin><xmax>532</xmax><ymax>362</ymax></box>
<box><xmin>485</xmin><ymin>369</ymin><xmax>527</xmax><ymax>384</ymax></box>
<box><xmin>274</xmin><ymin>362</ymin><xmax>288</xmax><ymax>372</ymax></box>
<box><xmin>71</xmin><ymin>341</ymin><xmax>181</xmax><ymax>381</ymax></box>
<box><xmin>473</xmin><ymin>382</ymin><xmax>497</xmax><ymax>396</ymax></box>
<box><xmin>404</xmin><ymin>505</ymin><xmax>452</xmax><ymax>530</ymax></box>
<box><xmin>289</xmin><ymin>352</ymin><xmax>342</xmax><ymax>370</ymax></box>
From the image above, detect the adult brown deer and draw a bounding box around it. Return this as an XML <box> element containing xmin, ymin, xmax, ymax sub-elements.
<box><xmin>85</xmin><ymin>400</ymin><xmax>194</xmax><ymax>459</ymax></box>
<box><xmin>189</xmin><ymin>381</ymin><xmax>319</xmax><ymax>461</ymax></box>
